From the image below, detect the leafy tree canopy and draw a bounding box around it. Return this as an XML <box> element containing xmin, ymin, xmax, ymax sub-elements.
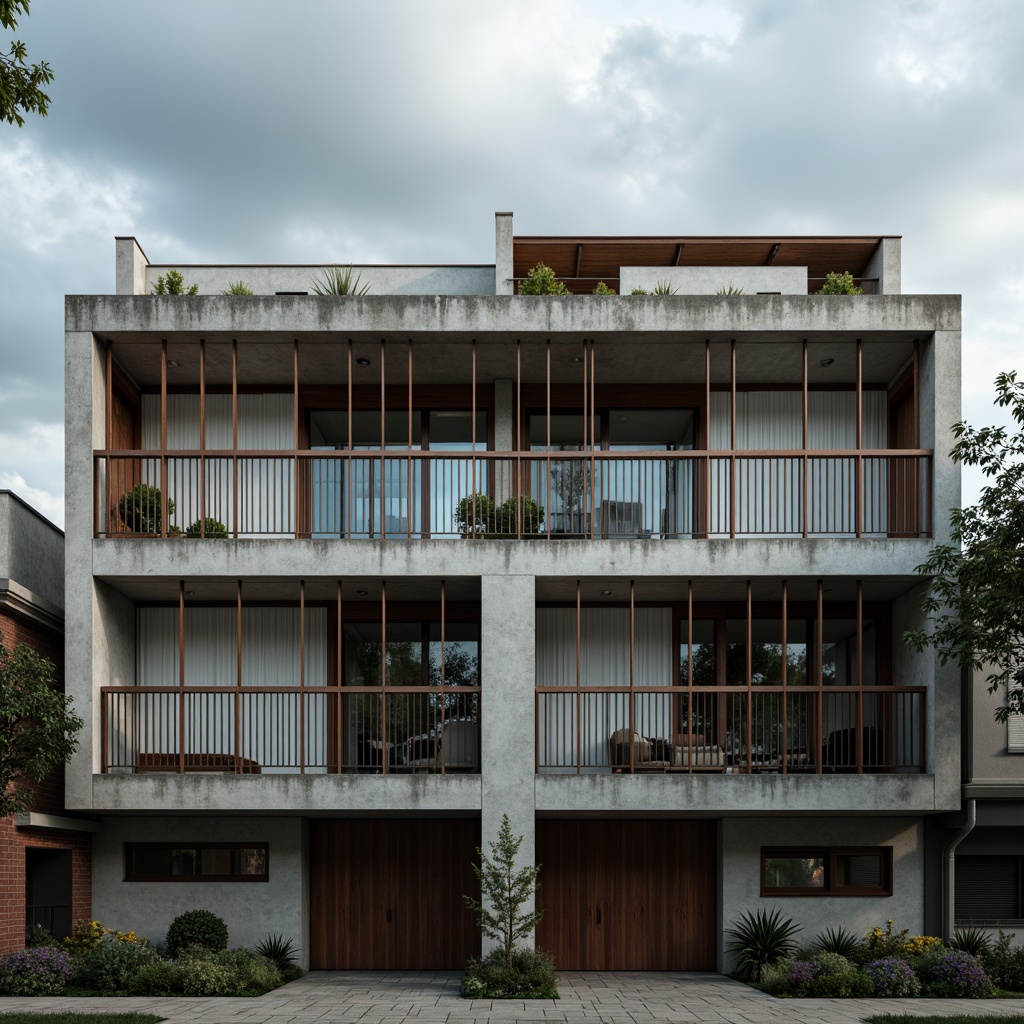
<box><xmin>1</xmin><ymin>0</ymin><xmax>52</xmax><ymax>127</ymax></box>
<box><xmin>904</xmin><ymin>371</ymin><xmax>1024</xmax><ymax>721</ymax></box>
<box><xmin>0</xmin><ymin>642</ymin><xmax>83</xmax><ymax>816</ymax></box>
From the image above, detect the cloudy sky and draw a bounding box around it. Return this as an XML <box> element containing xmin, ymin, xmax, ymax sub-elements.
<box><xmin>1</xmin><ymin>0</ymin><xmax>1021</xmax><ymax>528</ymax></box>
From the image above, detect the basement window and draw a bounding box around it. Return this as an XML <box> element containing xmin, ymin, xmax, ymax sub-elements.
<box><xmin>125</xmin><ymin>842</ymin><xmax>268</xmax><ymax>882</ymax></box>
<box><xmin>761</xmin><ymin>847</ymin><xmax>892</xmax><ymax>896</ymax></box>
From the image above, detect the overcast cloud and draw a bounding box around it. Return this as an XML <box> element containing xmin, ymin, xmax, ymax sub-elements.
<box><xmin>1</xmin><ymin>0</ymin><xmax>1021</xmax><ymax>527</ymax></box>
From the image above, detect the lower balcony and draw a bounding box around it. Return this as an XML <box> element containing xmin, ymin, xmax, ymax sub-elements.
<box><xmin>536</xmin><ymin>685</ymin><xmax>925</xmax><ymax>775</ymax></box>
<box><xmin>101</xmin><ymin>686</ymin><xmax>480</xmax><ymax>775</ymax></box>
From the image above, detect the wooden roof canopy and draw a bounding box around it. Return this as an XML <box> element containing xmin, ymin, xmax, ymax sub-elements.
<box><xmin>512</xmin><ymin>235</ymin><xmax>895</xmax><ymax>294</ymax></box>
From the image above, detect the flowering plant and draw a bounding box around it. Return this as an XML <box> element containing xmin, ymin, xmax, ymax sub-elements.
<box><xmin>864</xmin><ymin>957</ymin><xmax>921</xmax><ymax>997</ymax></box>
<box><xmin>925</xmin><ymin>950</ymin><xmax>993</xmax><ymax>998</ymax></box>
<box><xmin>787</xmin><ymin>960</ymin><xmax>815</xmax><ymax>990</ymax></box>
<box><xmin>0</xmin><ymin>946</ymin><xmax>74</xmax><ymax>995</ymax></box>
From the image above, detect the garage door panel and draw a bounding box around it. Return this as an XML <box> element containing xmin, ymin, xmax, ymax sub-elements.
<box><xmin>311</xmin><ymin>819</ymin><xmax>479</xmax><ymax>970</ymax></box>
<box><xmin>537</xmin><ymin>820</ymin><xmax>715</xmax><ymax>971</ymax></box>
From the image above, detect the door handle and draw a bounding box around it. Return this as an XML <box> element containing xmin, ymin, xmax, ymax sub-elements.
<box><xmin>596</xmin><ymin>907</ymin><xmax>601</xmax><ymax>925</ymax></box>
<box><xmin>387</xmin><ymin>908</ymin><xmax>392</xmax><ymax>923</ymax></box>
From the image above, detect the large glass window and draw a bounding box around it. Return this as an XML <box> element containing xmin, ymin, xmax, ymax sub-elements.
<box><xmin>761</xmin><ymin>847</ymin><xmax>891</xmax><ymax>896</ymax></box>
<box><xmin>125</xmin><ymin>843</ymin><xmax>268</xmax><ymax>882</ymax></box>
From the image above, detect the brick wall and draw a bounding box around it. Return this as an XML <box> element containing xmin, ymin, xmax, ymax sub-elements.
<box><xmin>0</xmin><ymin>606</ymin><xmax>90</xmax><ymax>955</ymax></box>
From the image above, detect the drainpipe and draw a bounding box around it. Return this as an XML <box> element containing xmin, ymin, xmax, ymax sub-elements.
<box><xmin>942</xmin><ymin>797</ymin><xmax>976</xmax><ymax>942</ymax></box>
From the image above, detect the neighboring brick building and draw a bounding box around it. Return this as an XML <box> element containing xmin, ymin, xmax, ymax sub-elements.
<box><xmin>0</xmin><ymin>490</ymin><xmax>93</xmax><ymax>955</ymax></box>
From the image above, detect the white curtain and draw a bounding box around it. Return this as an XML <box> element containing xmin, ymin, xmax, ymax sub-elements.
<box><xmin>708</xmin><ymin>391</ymin><xmax>887</xmax><ymax>535</ymax></box>
<box><xmin>536</xmin><ymin>607</ymin><xmax>671</xmax><ymax>772</ymax></box>
<box><xmin>140</xmin><ymin>394</ymin><xmax>295</xmax><ymax>536</ymax></box>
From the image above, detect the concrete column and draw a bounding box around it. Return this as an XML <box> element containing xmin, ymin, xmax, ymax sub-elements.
<box><xmin>863</xmin><ymin>237</ymin><xmax>901</xmax><ymax>295</ymax></box>
<box><xmin>495</xmin><ymin>212</ymin><xmax>514</xmax><ymax>295</ymax></box>
<box><xmin>65</xmin><ymin>332</ymin><xmax>104</xmax><ymax>805</ymax></box>
<box><xmin>480</xmin><ymin>572</ymin><xmax>536</xmax><ymax>952</ymax></box>
<box><xmin>923</xmin><ymin>329</ymin><xmax>961</xmax><ymax>548</ymax></box>
<box><xmin>115</xmin><ymin>237</ymin><xmax>149</xmax><ymax>295</ymax></box>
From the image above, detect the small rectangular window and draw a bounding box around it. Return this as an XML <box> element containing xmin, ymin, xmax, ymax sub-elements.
<box><xmin>761</xmin><ymin>846</ymin><xmax>891</xmax><ymax>896</ymax></box>
<box><xmin>125</xmin><ymin>843</ymin><xmax>268</xmax><ymax>882</ymax></box>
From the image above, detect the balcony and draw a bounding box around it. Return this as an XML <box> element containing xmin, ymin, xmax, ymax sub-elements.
<box><xmin>94</xmin><ymin>449</ymin><xmax>931</xmax><ymax>540</ymax></box>
<box><xmin>536</xmin><ymin>685</ymin><xmax>925</xmax><ymax>775</ymax></box>
<box><xmin>101</xmin><ymin>685</ymin><xmax>480</xmax><ymax>775</ymax></box>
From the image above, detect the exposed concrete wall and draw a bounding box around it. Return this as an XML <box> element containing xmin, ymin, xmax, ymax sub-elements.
<box><xmin>141</xmin><ymin>265</ymin><xmax>496</xmax><ymax>297</ymax></box>
<box><xmin>971</xmin><ymin>678</ymin><xmax>1024</xmax><ymax>783</ymax></box>
<box><xmin>863</xmin><ymin>238</ymin><xmax>902</xmax><ymax>295</ymax></box>
<box><xmin>621</xmin><ymin>266</ymin><xmax>808</xmax><ymax>296</ymax></box>
<box><xmin>91</xmin><ymin>815</ymin><xmax>309</xmax><ymax>966</ymax></box>
<box><xmin>65</xmin><ymin>332</ymin><xmax>103</xmax><ymax>809</ymax></box>
<box><xmin>923</xmin><ymin>330</ymin><xmax>961</xmax><ymax>549</ymax></box>
<box><xmin>720</xmin><ymin>815</ymin><xmax>925</xmax><ymax>970</ymax></box>
<box><xmin>0</xmin><ymin>491</ymin><xmax>64</xmax><ymax>609</ymax></box>
<box><xmin>115</xmin><ymin>238</ymin><xmax>149</xmax><ymax>296</ymax></box>
<box><xmin>66</xmin><ymin>293</ymin><xmax>962</xmax><ymax>339</ymax></box>
<box><xmin>480</xmin><ymin>573</ymin><xmax>536</xmax><ymax>953</ymax></box>
<box><xmin>495</xmin><ymin>212</ymin><xmax>514</xmax><ymax>295</ymax></box>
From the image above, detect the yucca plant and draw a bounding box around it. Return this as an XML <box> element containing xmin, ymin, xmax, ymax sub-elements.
<box><xmin>725</xmin><ymin>907</ymin><xmax>801</xmax><ymax>980</ymax></box>
<box><xmin>716</xmin><ymin>283</ymin><xmax>744</xmax><ymax>295</ymax></box>
<box><xmin>949</xmin><ymin>926</ymin><xmax>991</xmax><ymax>958</ymax></box>
<box><xmin>312</xmin><ymin>266</ymin><xmax>371</xmax><ymax>296</ymax></box>
<box><xmin>814</xmin><ymin>925</ymin><xmax>861</xmax><ymax>958</ymax></box>
<box><xmin>222</xmin><ymin>281</ymin><xmax>253</xmax><ymax>295</ymax></box>
<box><xmin>254</xmin><ymin>933</ymin><xmax>299</xmax><ymax>971</ymax></box>
<box><xmin>653</xmin><ymin>280</ymin><xmax>678</xmax><ymax>295</ymax></box>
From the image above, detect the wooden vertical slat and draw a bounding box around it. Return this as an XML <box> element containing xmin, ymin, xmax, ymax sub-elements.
<box><xmin>856</xmin><ymin>337</ymin><xmax>863</xmax><ymax>538</ymax></box>
<box><xmin>299</xmin><ymin>579</ymin><xmax>306</xmax><ymax>774</ymax></box>
<box><xmin>235</xmin><ymin>579</ymin><xmax>242</xmax><ymax>774</ymax></box>
<box><xmin>730</xmin><ymin>339</ymin><xmax>736</xmax><ymax>539</ymax></box>
<box><xmin>199</xmin><ymin>339</ymin><xmax>206</xmax><ymax>534</ymax></box>
<box><xmin>575</xmin><ymin>579</ymin><xmax>582</xmax><ymax>775</ymax></box>
<box><xmin>408</xmin><ymin>340</ymin><xmax>414</xmax><ymax>539</ymax></box>
<box><xmin>178</xmin><ymin>579</ymin><xmax>185</xmax><ymax>774</ymax></box>
<box><xmin>439</xmin><ymin>579</ymin><xmax>446</xmax><ymax>775</ymax></box>
<box><xmin>781</xmin><ymin>579</ymin><xmax>788</xmax><ymax>774</ymax></box>
<box><xmin>337</xmin><ymin>581</ymin><xmax>343</xmax><ymax>771</ymax></box>
<box><xmin>471</xmin><ymin>338</ymin><xmax>477</xmax><ymax>534</ymax></box>
<box><xmin>381</xmin><ymin>580</ymin><xmax>387</xmax><ymax>774</ymax></box>
<box><xmin>746</xmin><ymin>579</ymin><xmax>752</xmax><ymax>773</ymax></box>
<box><xmin>856</xmin><ymin>578</ymin><xmax>864</xmax><ymax>773</ymax></box>
<box><xmin>629</xmin><ymin>579</ymin><xmax>635</xmax><ymax>773</ymax></box>
<box><xmin>160</xmin><ymin>340</ymin><xmax>168</xmax><ymax>538</ymax></box>
<box><xmin>816</xmin><ymin>578</ymin><xmax>823</xmax><ymax>774</ymax></box>
<box><xmin>687</xmin><ymin>579</ymin><xmax>693</xmax><ymax>775</ymax></box>
<box><xmin>347</xmin><ymin>340</ymin><xmax>353</xmax><ymax>539</ymax></box>
<box><xmin>802</xmin><ymin>340</ymin><xmax>809</xmax><ymax>538</ymax></box>
<box><xmin>232</xmin><ymin>339</ymin><xmax>239</xmax><ymax>539</ymax></box>
<box><xmin>546</xmin><ymin>338</ymin><xmax>552</xmax><ymax>539</ymax></box>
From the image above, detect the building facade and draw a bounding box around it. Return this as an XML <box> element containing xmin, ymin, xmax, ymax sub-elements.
<box><xmin>64</xmin><ymin>213</ymin><xmax>962</xmax><ymax>970</ymax></box>
<box><xmin>0</xmin><ymin>490</ymin><xmax>93</xmax><ymax>955</ymax></box>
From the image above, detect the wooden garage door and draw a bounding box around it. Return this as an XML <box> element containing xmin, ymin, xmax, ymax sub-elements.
<box><xmin>536</xmin><ymin>819</ymin><xmax>716</xmax><ymax>970</ymax></box>
<box><xmin>310</xmin><ymin>819</ymin><xmax>480</xmax><ymax>969</ymax></box>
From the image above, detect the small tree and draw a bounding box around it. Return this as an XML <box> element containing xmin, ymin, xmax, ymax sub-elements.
<box><xmin>817</xmin><ymin>270</ymin><xmax>863</xmax><ymax>295</ymax></box>
<box><xmin>905</xmin><ymin>371</ymin><xmax>1024</xmax><ymax>721</ymax></box>
<box><xmin>518</xmin><ymin>263</ymin><xmax>571</xmax><ymax>296</ymax></box>
<box><xmin>464</xmin><ymin>814</ymin><xmax>543</xmax><ymax>969</ymax></box>
<box><xmin>152</xmin><ymin>269</ymin><xmax>199</xmax><ymax>295</ymax></box>
<box><xmin>593</xmin><ymin>281</ymin><xmax>616</xmax><ymax>295</ymax></box>
<box><xmin>0</xmin><ymin>643</ymin><xmax>83</xmax><ymax>817</ymax></box>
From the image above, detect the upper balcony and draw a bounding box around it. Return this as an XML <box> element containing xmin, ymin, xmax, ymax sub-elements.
<box><xmin>91</xmin><ymin>334</ymin><xmax>932</xmax><ymax>544</ymax></box>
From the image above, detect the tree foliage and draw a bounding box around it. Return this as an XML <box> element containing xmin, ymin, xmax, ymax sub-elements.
<box><xmin>464</xmin><ymin>813</ymin><xmax>544</xmax><ymax>969</ymax></box>
<box><xmin>1</xmin><ymin>0</ymin><xmax>52</xmax><ymax>127</ymax></box>
<box><xmin>904</xmin><ymin>371</ymin><xmax>1024</xmax><ymax>721</ymax></box>
<box><xmin>0</xmin><ymin>642</ymin><xmax>83</xmax><ymax>817</ymax></box>
<box><xmin>816</xmin><ymin>270</ymin><xmax>863</xmax><ymax>295</ymax></box>
<box><xmin>152</xmin><ymin>269</ymin><xmax>199</xmax><ymax>295</ymax></box>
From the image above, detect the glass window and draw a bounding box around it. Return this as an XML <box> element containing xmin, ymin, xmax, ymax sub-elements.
<box><xmin>762</xmin><ymin>847</ymin><xmax>891</xmax><ymax>896</ymax></box>
<box><xmin>764</xmin><ymin>855</ymin><xmax>826</xmax><ymax>890</ymax></box>
<box><xmin>126</xmin><ymin>844</ymin><xmax>268</xmax><ymax>881</ymax></box>
<box><xmin>680</xmin><ymin>619</ymin><xmax>716</xmax><ymax>685</ymax></box>
<box><xmin>608</xmin><ymin>409</ymin><xmax>695</xmax><ymax>450</ymax></box>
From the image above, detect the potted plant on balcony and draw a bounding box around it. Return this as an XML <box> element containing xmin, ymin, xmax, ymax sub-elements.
<box><xmin>455</xmin><ymin>494</ymin><xmax>545</xmax><ymax>537</ymax></box>
<box><xmin>495</xmin><ymin>495</ymin><xmax>544</xmax><ymax>535</ymax></box>
<box><xmin>185</xmin><ymin>517</ymin><xmax>228</xmax><ymax>538</ymax></box>
<box><xmin>455</xmin><ymin>493</ymin><xmax>495</xmax><ymax>538</ymax></box>
<box><xmin>115</xmin><ymin>484</ymin><xmax>174</xmax><ymax>535</ymax></box>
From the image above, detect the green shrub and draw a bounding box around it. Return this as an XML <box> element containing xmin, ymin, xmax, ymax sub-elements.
<box><xmin>461</xmin><ymin>947</ymin><xmax>557</xmax><ymax>999</ymax></box>
<box><xmin>214</xmin><ymin>948</ymin><xmax>281</xmax><ymax>993</ymax></box>
<box><xmin>176</xmin><ymin>947</ymin><xmax>280</xmax><ymax>996</ymax></box>
<box><xmin>25</xmin><ymin>922</ymin><xmax>54</xmax><ymax>947</ymax></box>
<box><xmin>518</xmin><ymin>263</ymin><xmax>570</xmax><ymax>296</ymax></box>
<box><xmin>76</xmin><ymin>937</ymin><xmax>159</xmax><ymax>991</ymax></box>
<box><xmin>222</xmin><ymin>281</ymin><xmax>253</xmax><ymax>295</ymax></box>
<box><xmin>864</xmin><ymin>957</ymin><xmax>920</xmax><ymax>997</ymax></box>
<box><xmin>817</xmin><ymin>270</ymin><xmax>862</xmax><ymax>295</ymax></box>
<box><xmin>127</xmin><ymin>960</ymin><xmax>184</xmax><ymax>996</ymax></box>
<box><xmin>922</xmin><ymin>949</ymin><xmax>993</xmax><ymax>997</ymax></box>
<box><xmin>184</xmin><ymin>517</ymin><xmax>228</xmax><ymax>538</ymax></box>
<box><xmin>180</xmin><ymin>957</ymin><xmax>235</xmax><ymax>996</ymax></box>
<box><xmin>808</xmin><ymin>950</ymin><xmax>852</xmax><ymax>977</ymax></box>
<box><xmin>758</xmin><ymin>956</ymin><xmax>794</xmax><ymax>994</ymax></box>
<box><xmin>165</xmin><ymin>910</ymin><xmax>229</xmax><ymax>959</ymax></box>
<box><xmin>593</xmin><ymin>281</ymin><xmax>616</xmax><ymax>295</ymax></box>
<box><xmin>630</xmin><ymin>287</ymin><xmax>649</xmax><ymax>295</ymax></box>
<box><xmin>983</xmin><ymin>930</ymin><xmax>1024</xmax><ymax>990</ymax></box>
<box><xmin>455</xmin><ymin>493</ymin><xmax>495</xmax><ymax>536</ymax></box>
<box><xmin>116</xmin><ymin>484</ymin><xmax>174</xmax><ymax>534</ymax></box>
<box><xmin>811</xmin><ymin>970</ymin><xmax>874</xmax><ymax>997</ymax></box>
<box><xmin>725</xmin><ymin>907</ymin><xmax>801</xmax><ymax>981</ymax></box>
<box><xmin>153</xmin><ymin>269</ymin><xmax>199</xmax><ymax>295</ymax></box>
<box><xmin>495</xmin><ymin>495</ymin><xmax>545</xmax><ymax>534</ymax></box>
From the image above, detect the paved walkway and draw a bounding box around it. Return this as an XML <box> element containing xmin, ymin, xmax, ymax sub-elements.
<box><xmin>2</xmin><ymin>970</ymin><xmax>1024</xmax><ymax>1024</ymax></box>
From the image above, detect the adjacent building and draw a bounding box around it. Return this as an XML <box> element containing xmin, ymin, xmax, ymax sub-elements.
<box><xmin>63</xmin><ymin>213</ymin><xmax>963</xmax><ymax>969</ymax></box>
<box><xmin>0</xmin><ymin>490</ymin><xmax>94</xmax><ymax>955</ymax></box>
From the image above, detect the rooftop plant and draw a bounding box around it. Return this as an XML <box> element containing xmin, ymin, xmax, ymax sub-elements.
<box><xmin>311</xmin><ymin>266</ymin><xmax>370</xmax><ymax>295</ymax></box>
<box><xmin>817</xmin><ymin>270</ymin><xmax>863</xmax><ymax>295</ymax></box>
<box><xmin>518</xmin><ymin>262</ymin><xmax>570</xmax><ymax>295</ymax></box>
<box><xmin>152</xmin><ymin>269</ymin><xmax>198</xmax><ymax>295</ymax></box>
<box><xmin>653</xmin><ymin>280</ymin><xmax>679</xmax><ymax>294</ymax></box>
<box><xmin>222</xmin><ymin>281</ymin><xmax>253</xmax><ymax>295</ymax></box>
<box><xmin>593</xmin><ymin>281</ymin><xmax>616</xmax><ymax>295</ymax></box>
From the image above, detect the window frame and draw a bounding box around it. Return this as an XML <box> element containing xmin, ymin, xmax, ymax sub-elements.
<box><xmin>124</xmin><ymin>842</ymin><xmax>269</xmax><ymax>882</ymax></box>
<box><xmin>760</xmin><ymin>846</ymin><xmax>892</xmax><ymax>897</ymax></box>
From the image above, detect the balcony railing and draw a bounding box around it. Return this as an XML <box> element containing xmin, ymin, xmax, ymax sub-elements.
<box><xmin>95</xmin><ymin>449</ymin><xmax>932</xmax><ymax>539</ymax></box>
<box><xmin>536</xmin><ymin>685</ymin><xmax>926</xmax><ymax>775</ymax></box>
<box><xmin>101</xmin><ymin>685</ymin><xmax>480</xmax><ymax>775</ymax></box>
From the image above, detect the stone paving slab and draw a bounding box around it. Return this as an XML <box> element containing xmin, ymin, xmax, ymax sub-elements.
<box><xmin>2</xmin><ymin>971</ymin><xmax>1024</xmax><ymax>1023</ymax></box>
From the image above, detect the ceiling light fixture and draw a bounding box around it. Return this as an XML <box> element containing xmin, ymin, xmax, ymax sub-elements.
<box><xmin>819</xmin><ymin>357</ymin><xmax>835</xmax><ymax>368</ymax></box>
<box><xmin>600</xmin><ymin>589</ymin><xmax>612</xmax><ymax>596</ymax></box>
<box><xmin>356</xmin><ymin>357</ymin><xmax>371</xmax><ymax>366</ymax></box>
<box><xmin>356</xmin><ymin>589</ymin><xmax>368</xmax><ymax>596</ymax></box>
<box><xmin>167</xmin><ymin>359</ymin><xmax>180</xmax><ymax>367</ymax></box>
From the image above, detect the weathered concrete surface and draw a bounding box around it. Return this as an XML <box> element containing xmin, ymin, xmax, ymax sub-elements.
<box><xmin>0</xmin><ymin>489</ymin><xmax>64</xmax><ymax>610</ymax></box>
<box><xmin>621</xmin><ymin>265</ymin><xmax>808</xmax><ymax>295</ymax></box>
